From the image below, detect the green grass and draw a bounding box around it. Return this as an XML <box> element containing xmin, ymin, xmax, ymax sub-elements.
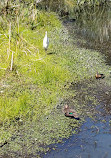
<box><xmin>0</xmin><ymin>1</ymin><xmax>111</xmax><ymax>157</ymax></box>
<box><xmin>0</xmin><ymin>5</ymin><xmax>71</xmax><ymax>123</ymax></box>
<box><xmin>0</xmin><ymin>6</ymin><xmax>111</xmax><ymax>123</ymax></box>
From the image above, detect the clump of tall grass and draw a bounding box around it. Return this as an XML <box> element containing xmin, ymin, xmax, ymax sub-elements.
<box><xmin>0</xmin><ymin>1</ymin><xmax>60</xmax><ymax>72</ymax></box>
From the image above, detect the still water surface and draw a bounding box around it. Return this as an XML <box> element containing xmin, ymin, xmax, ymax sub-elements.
<box><xmin>43</xmin><ymin>117</ymin><xmax>111</xmax><ymax>158</ymax></box>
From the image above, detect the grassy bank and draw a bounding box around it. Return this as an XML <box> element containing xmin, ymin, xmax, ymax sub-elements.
<box><xmin>0</xmin><ymin>1</ymin><xmax>111</xmax><ymax>157</ymax></box>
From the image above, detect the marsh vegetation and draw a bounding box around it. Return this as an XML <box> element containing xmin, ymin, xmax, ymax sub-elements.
<box><xmin>0</xmin><ymin>0</ymin><xmax>111</xmax><ymax>157</ymax></box>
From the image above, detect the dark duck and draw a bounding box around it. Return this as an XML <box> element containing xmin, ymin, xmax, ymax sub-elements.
<box><xmin>63</xmin><ymin>105</ymin><xmax>79</xmax><ymax>120</ymax></box>
<box><xmin>95</xmin><ymin>72</ymin><xmax>105</xmax><ymax>79</ymax></box>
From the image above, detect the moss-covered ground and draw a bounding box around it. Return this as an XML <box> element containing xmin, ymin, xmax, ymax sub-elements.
<box><xmin>0</xmin><ymin>1</ymin><xmax>111</xmax><ymax>157</ymax></box>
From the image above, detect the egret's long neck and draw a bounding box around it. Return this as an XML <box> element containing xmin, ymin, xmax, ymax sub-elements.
<box><xmin>45</xmin><ymin>32</ymin><xmax>47</xmax><ymax>37</ymax></box>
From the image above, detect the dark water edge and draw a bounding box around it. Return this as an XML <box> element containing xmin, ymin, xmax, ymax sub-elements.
<box><xmin>43</xmin><ymin>117</ymin><xmax>111</xmax><ymax>158</ymax></box>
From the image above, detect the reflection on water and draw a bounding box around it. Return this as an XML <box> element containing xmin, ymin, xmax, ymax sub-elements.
<box><xmin>43</xmin><ymin>117</ymin><xmax>111</xmax><ymax>158</ymax></box>
<box><xmin>74</xmin><ymin>4</ymin><xmax>111</xmax><ymax>43</ymax></box>
<box><xmin>70</xmin><ymin>4</ymin><xmax>111</xmax><ymax>65</ymax></box>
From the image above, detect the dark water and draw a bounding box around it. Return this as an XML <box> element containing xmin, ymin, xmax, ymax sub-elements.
<box><xmin>39</xmin><ymin>1</ymin><xmax>111</xmax><ymax>158</ymax></box>
<box><xmin>43</xmin><ymin>117</ymin><xmax>111</xmax><ymax>158</ymax></box>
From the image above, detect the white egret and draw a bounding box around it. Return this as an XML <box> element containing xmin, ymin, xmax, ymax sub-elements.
<box><xmin>43</xmin><ymin>31</ymin><xmax>49</xmax><ymax>54</ymax></box>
